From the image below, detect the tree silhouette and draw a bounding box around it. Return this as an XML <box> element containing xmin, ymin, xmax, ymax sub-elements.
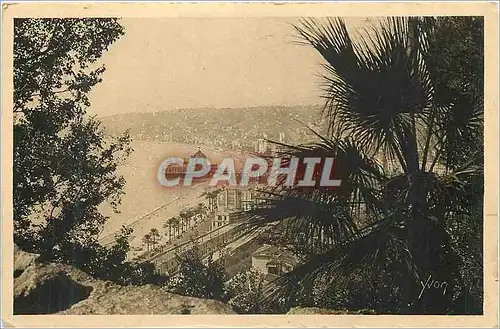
<box><xmin>165</xmin><ymin>244</ymin><xmax>227</xmax><ymax>301</ymax></box>
<box><xmin>243</xmin><ymin>17</ymin><xmax>483</xmax><ymax>314</ymax></box>
<box><xmin>171</xmin><ymin>217</ymin><xmax>181</xmax><ymax>238</ymax></box>
<box><xmin>149</xmin><ymin>228</ymin><xmax>160</xmax><ymax>249</ymax></box>
<box><xmin>203</xmin><ymin>189</ymin><xmax>221</xmax><ymax>212</ymax></box>
<box><xmin>142</xmin><ymin>234</ymin><xmax>153</xmax><ymax>253</ymax></box>
<box><xmin>163</xmin><ymin>218</ymin><xmax>175</xmax><ymax>242</ymax></box>
<box><xmin>13</xmin><ymin>18</ymin><xmax>138</xmax><ymax>281</ymax></box>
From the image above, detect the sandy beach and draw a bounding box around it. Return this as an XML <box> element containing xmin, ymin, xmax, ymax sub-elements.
<box><xmin>98</xmin><ymin>140</ymin><xmax>243</xmax><ymax>251</ymax></box>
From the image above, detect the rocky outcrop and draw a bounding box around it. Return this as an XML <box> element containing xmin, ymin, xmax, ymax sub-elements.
<box><xmin>287</xmin><ymin>307</ymin><xmax>376</xmax><ymax>315</ymax></box>
<box><xmin>13</xmin><ymin>245</ymin><xmax>39</xmax><ymax>278</ymax></box>
<box><xmin>14</xmin><ymin>248</ymin><xmax>235</xmax><ymax>315</ymax></box>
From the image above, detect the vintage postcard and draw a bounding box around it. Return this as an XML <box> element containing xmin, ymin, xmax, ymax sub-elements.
<box><xmin>1</xmin><ymin>1</ymin><xmax>498</xmax><ymax>328</ymax></box>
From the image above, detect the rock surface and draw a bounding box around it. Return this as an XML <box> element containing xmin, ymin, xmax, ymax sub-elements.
<box><xmin>14</xmin><ymin>248</ymin><xmax>235</xmax><ymax>315</ymax></box>
<box><xmin>13</xmin><ymin>245</ymin><xmax>39</xmax><ymax>278</ymax></box>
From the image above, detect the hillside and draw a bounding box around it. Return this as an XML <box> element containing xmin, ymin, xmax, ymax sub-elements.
<box><xmin>99</xmin><ymin>105</ymin><xmax>327</xmax><ymax>152</ymax></box>
<box><xmin>13</xmin><ymin>246</ymin><xmax>235</xmax><ymax>315</ymax></box>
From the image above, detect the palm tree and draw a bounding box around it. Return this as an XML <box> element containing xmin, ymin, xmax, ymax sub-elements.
<box><xmin>203</xmin><ymin>189</ymin><xmax>221</xmax><ymax>212</ymax></box>
<box><xmin>179</xmin><ymin>211</ymin><xmax>189</xmax><ymax>232</ymax></box>
<box><xmin>245</xmin><ymin>17</ymin><xmax>483</xmax><ymax>314</ymax></box>
<box><xmin>185</xmin><ymin>209</ymin><xmax>195</xmax><ymax>227</ymax></box>
<box><xmin>142</xmin><ymin>233</ymin><xmax>153</xmax><ymax>253</ymax></box>
<box><xmin>197</xmin><ymin>202</ymin><xmax>207</xmax><ymax>222</ymax></box>
<box><xmin>149</xmin><ymin>228</ymin><xmax>160</xmax><ymax>249</ymax></box>
<box><xmin>164</xmin><ymin>217</ymin><xmax>175</xmax><ymax>242</ymax></box>
<box><xmin>171</xmin><ymin>217</ymin><xmax>181</xmax><ymax>238</ymax></box>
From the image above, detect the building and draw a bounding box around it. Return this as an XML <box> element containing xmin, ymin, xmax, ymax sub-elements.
<box><xmin>251</xmin><ymin>244</ymin><xmax>299</xmax><ymax>281</ymax></box>
<box><xmin>164</xmin><ymin>148</ymin><xmax>218</xmax><ymax>181</ymax></box>
<box><xmin>279</xmin><ymin>132</ymin><xmax>285</xmax><ymax>143</ymax></box>
<box><xmin>212</xmin><ymin>210</ymin><xmax>233</xmax><ymax>230</ymax></box>
<box><xmin>216</xmin><ymin>188</ymin><xmax>242</xmax><ymax>210</ymax></box>
<box><xmin>211</xmin><ymin>188</ymin><xmax>249</xmax><ymax>230</ymax></box>
<box><xmin>215</xmin><ymin>186</ymin><xmax>265</xmax><ymax>211</ymax></box>
<box><xmin>254</xmin><ymin>138</ymin><xmax>268</xmax><ymax>154</ymax></box>
<box><xmin>209</xmin><ymin>187</ymin><xmax>266</xmax><ymax>231</ymax></box>
<box><xmin>241</xmin><ymin>189</ymin><xmax>259</xmax><ymax>211</ymax></box>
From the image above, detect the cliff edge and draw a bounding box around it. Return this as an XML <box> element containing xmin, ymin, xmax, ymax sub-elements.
<box><xmin>14</xmin><ymin>246</ymin><xmax>235</xmax><ymax>315</ymax></box>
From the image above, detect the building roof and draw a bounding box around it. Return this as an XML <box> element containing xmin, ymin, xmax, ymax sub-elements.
<box><xmin>191</xmin><ymin>149</ymin><xmax>208</xmax><ymax>159</ymax></box>
<box><xmin>252</xmin><ymin>244</ymin><xmax>300</xmax><ymax>267</ymax></box>
<box><xmin>266</xmin><ymin>259</ymin><xmax>280</xmax><ymax>266</ymax></box>
<box><xmin>252</xmin><ymin>244</ymin><xmax>280</xmax><ymax>258</ymax></box>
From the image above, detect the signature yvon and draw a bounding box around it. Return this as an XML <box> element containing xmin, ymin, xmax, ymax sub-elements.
<box><xmin>418</xmin><ymin>274</ymin><xmax>448</xmax><ymax>299</ymax></box>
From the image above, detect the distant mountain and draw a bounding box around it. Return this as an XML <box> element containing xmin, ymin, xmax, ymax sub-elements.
<box><xmin>99</xmin><ymin>105</ymin><xmax>328</xmax><ymax>151</ymax></box>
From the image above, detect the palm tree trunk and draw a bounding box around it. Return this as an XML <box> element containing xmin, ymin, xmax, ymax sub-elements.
<box><xmin>405</xmin><ymin>114</ymin><xmax>455</xmax><ymax>314</ymax></box>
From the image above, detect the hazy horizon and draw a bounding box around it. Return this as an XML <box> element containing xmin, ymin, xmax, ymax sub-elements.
<box><xmin>87</xmin><ymin>17</ymin><xmax>371</xmax><ymax>118</ymax></box>
<box><xmin>92</xmin><ymin>102</ymin><xmax>325</xmax><ymax>119</ymax></box>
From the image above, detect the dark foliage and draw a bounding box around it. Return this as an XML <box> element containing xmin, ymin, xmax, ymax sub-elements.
<box><xmin>164</xmin><ymin>244</ymin><xmax>227</xmax><ymax>301</ymax></box>
<box><xmin>242</xmin><ymin>17</ymin><xmax>484</xmax><ymax>314</ymax></box>
<box><xmin>13</xmin><ymin>18</ymin><xmax>164</xmax><ymax>286</ymax></box>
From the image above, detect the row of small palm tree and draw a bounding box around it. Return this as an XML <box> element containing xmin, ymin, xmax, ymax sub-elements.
<box><xmin>203</xmin><ymin>189</ymin><xmax>222</xmax><ymax>212</ymax></box>
<box><xmin>164</xmin><ymin>217</ymin><xmax>181</xmax><ymax>242</ymax></box>
<box><xmin>142</xmin><ymin>228</ymin><xmax>161</xmax><ymax>253</ymax></box>
<box><xmin>142</xmin><ymin>203</ymin><xmax>209</xmax><ymax>252</ymax></box>
<box><xmin>163</xmin><ymin>203</ymin><xmax>209</xmax><ymax>243</ymax></box>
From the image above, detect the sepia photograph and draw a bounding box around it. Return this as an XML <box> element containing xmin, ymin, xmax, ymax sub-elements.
<box><xmin>1</xmin><ymin>2</ymin><xmax>498</xmax><ymax>328</ymax></box>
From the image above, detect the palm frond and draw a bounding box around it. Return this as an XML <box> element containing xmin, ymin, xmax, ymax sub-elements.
<box><xmin>261</xmin><ymin>215</ymin><xmax>418</xmax><ymax>305</ymax></box>
<box><xmin>239</xmin><ymin>133</ymin><xmax>392</xmax><ymax>257</ymax></box>
<box><xmin>294</xmin><ymin>17</ymin><xmax>437</xmax><ymax>174</ymax></box>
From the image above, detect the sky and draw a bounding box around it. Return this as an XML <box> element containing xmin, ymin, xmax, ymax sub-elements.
<box><xmin>87</xmin><ymin>17</ymin><xmax>369</xmax><ymax>117</ymax></box>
